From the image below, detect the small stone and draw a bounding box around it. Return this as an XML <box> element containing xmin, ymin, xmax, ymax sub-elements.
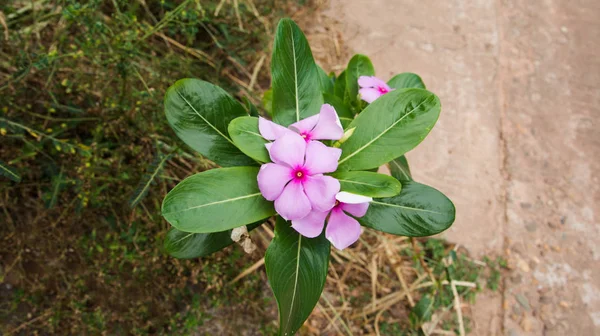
<box><xmin>559</xmin><ymin>301</ymin><xmax>570</xmax><ymax>308</ymax></box>
<box><xmin>525</xmin><ymin>222</ymin><xmax>537</xmax><ymax>232</ymax></box>
<box><xmin>517</xmin><ymin>258</ymin><xmax>531</xmax><ymax>272</ymax></box>
<box><xmin>515</xmin><ymin>294</ymin><xmax>531</xmax><ymax>311</ymax></box>
<box><xmin>521</xmin><ymin>316</ymin><xmax>533</xmax><ymax>332</ymax></box>
<box><xmin>520</xmin><ymin>202</ymin><xmax>532</xmax><ymax>209</ymax></box>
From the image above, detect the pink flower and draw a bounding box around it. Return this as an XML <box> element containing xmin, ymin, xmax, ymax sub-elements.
<box><xmin>291</xmin><ymin>192</ymin><xmax>371</xmax><ymax>250</ymax></box>
<box><xmin>257</xmin><ymin>132</ymin><xmax>342</xmax><ymax>221</ymax></box>
<box><xmin>259</xmin><ymin>104</ymin><xmax>344</xmax><ymax>142</ymax></box>
<box><xmin>358</xmin><ymin>76</ymin><xmax>394</xmax><ymax>103</ymax></box>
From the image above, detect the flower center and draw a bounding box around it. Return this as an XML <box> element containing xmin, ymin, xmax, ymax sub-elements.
<box><xmin>299</xmin><ymin>132</ymin><xmax>311</xmax><ymax>142</ymax></box>
<box><xmin>296</xmin><ymin>171</ymin><xmax>304</xmax><ymax>178</ymax></box>
<box><xmin>335</xmin><ymin>200</ymin><xmax>340</xmax><ymax>206</ymax></box>
<box><xmin>377</xmin><ymin>86</ymin><xmax>389</xmax><ymax>94</ymax></box>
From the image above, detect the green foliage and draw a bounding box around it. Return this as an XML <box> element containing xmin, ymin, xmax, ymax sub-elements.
<box><xmin>164</xmin><ymin>79</ymin><xmax>257</xmax><ymax>167</ymax></box>
<box><xmin>228</xmin><ymin>116</ymin><xmax>271</xmax><ymax>163</ymax></box>
<box><xmin>389</xmin><ymin>155</ymin><xmax>413</xmax><ymax>182</ymax></box>
<box><xmin>330</xmin><ymin>170</ymin><xmax>402</xmax><ymax>198</ymax></box>
<box><xmin>338</xmin><ymin>88</ymin><xmax>441</xmax><ymax>171</ymax></box>
<box><xmin>164</xmin><ymin>221</ymin><xmax>263</xmax><ymax>259</ymax></box>
<box><xmin>162</xmin><ymin>167</ymin><xmax>275</xmax><ymax>233</ymax></box>
<box><xmin>387</xmin><ymin>72</ymin><xmax>426</xmax><ymax>89</ymax></box>
<box><xmin>265</xmin><ymin>217</ymin><xmax>330</xmax><ymax>336</ymax></box>
<box><xmin>344</xmin><ymin>54</ymin><xmax>375</xmax><ymax>108</ymax></box>
<box><xmin>360</xmin><ymin>181</ymin><xmax>455</xmax><ymax>236</ymax></box>
<box><xmin>0</xmin><ymin>159</ymin><xmax>21</xmax><ymax>182</ymax></box>
<box><xmin>271</xmin><ymin>19</ymin><xmax>323</xmax><ymax>126</ymax></box>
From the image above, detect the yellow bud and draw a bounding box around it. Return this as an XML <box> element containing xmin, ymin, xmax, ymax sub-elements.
<box><xmin>0</xmin><ymin>128</ymin><xmax>6</xmax><ymax>136</ymax></box>
<box><xmin>333</xmin><ymin>127</ymin><xmax>356</xmax><ymax>148</ymax></box>
<box><xmin>61</xmin><ymin>79</ymin><xmax>68</xmax><ymax>86</ymax></box>
<box><xmin>61</xmin><ymin>123</ymin><xmax>67</xmax><ymax>128</ymax></box>
<box><xmin>46</xmin><ymin>128</ymin><xmax>53</xmax><ymax>133</ymax></box>
<box><xmin>55</xmin><ymin>145</ymin><xmax>62</xmax><ymax>151</ymax></box>
<box><xmin>85</xmin><ymin>162</ymin><xmax>91</xmax><ymax>167</ymax></box>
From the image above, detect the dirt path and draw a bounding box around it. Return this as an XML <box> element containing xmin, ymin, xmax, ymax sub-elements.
<box><xmin>319</xmin><ymin>0</ymin><xmax>600</xmax><ymax>334</ymax></box>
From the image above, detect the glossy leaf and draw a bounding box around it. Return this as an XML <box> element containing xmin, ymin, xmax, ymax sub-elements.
<box><xmin>162</xmin><ymin>167</ymin><xmax>275</xmax><ymax>233</ymax></box>
<box><xmin>333</xmin><ymin>70</ymin><xmax>346</xmax><ymax>100</ymax></box>
<box><xmin>0</xmin><ymin>160</ymin><xmax>21</xmax><ymax>182</ymax></box>
<box><xmin>388</xmin><ymin>72</ymin><xmax>426</xmax><ymax>89</ymax></box>
<box><xmin>271</xmin><ymin>19</ymin><xmax>323</xmax><ymax>126</ymax></box>
<box><xmin>228</xmin><ymin>116</ymin><xmax>270</xmax><ymax>163</ymax></box>
<box><xmin>323</xmin><ymin>93</ymin><xmax>353</xmax><ymax>128</ymax></box>
<box><xmin>164</xmin><ymin>78</ymin><xmax>255</xmax><ymax>167</ymax></box>
<box><xmin>359</xmin><ymin>181</ymin><xmax>455</xmax><ymax>236</ymax></box>
<box><xmin>338</xmin><ymin>88</ymin><xmax>441</xmax><ymax>171</ymax></box>
<box><xmin>345</xmin><ymin>54</ymin><xmax>375</xmax><ymax>105</ymax></box>
<box><xmin>317</xmin><ymin>64</ymin><xmax>334</xmax><ymax>95</ymax></box>
<box><xmin>265</xmin><ymin>216</ymin><xmax>330</xmax><ymax>336</ymax></box>
<box><xmin>263</xmin><ymin>88</ymin><xmax>273</xmax><ymax>116</ymax></box>
<box><xmin>389</xmin><ymin>155</ymin><xmax>412</xmax><ymax>182</ymax></box>
<box><xmin>164</xmin><ymin>221</ymin><xmax>263</xmax><ymax>259</ymax></box>
<box><xmin>331</xmin><ymin>171</ymin><xmax>401</xmax><ymax>198</ymax></box>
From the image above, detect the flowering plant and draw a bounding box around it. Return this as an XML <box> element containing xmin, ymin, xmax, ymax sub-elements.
<box><xmin>161</xmin><ymin>19</ymin><xmax>454</xmax><ymax>335</ymax></box>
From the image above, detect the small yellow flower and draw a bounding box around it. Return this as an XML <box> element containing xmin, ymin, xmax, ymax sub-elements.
<box><xmin>0</xmin><ymin>128</ymin><xmax>6</xmax><ymax>136</ymax></box>
<box><xmin>85</xmin><ymin>162</ymin><xmax>91</xmax><ymax>168</ymax></box>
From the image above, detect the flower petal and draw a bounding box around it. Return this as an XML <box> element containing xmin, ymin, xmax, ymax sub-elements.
<box><xmin>358</xmin><ymin>75</ymin><xmax>388</xmax><ymax>88</ymax></box>
<box><xmin>258</xmin><ymin>117</ymin><xmax>291</xmax><ymax>140</ymax></box>
<box><xmin>268</xmin><ymin>132</ymin><xmax>306</xmax><ymax>168</ymax></box>
<box><xmin>303</xmin><ymin>175</ymin><xmax>340</xmax><ymax>212</ymax></box>
<box><xmin>309</xmin><ymin>104</ymin><xmax>344</xmax><ymax>140</ymax></box>
<box><xmin>257</xmin><ymin>163</ymin><xmax>293</xmax><ymax>201</ymax></box>
<box><xmin>325</xmin><ymin>208</ymin><xmax>362</xmax><ymax>250</ymax></box>
<box><xmin>304</xmin><ymin>141</ymin><xmax>342</xmax><ymax>174</ymax></box>
<box><xmin>359</xmin><ymin>88</ymin><xmax>381</xmax><ymax>103</ymax></box>
<box><xmin>336</xmin><ymin>191</ymin><xmax>373</xmax><ymax>204</ymax></box>
<box><xmin>274</xmin><ymin>181</ymin><xmax>312</xmax><ymax>220</ymax></box>
<box><xmin>291</xmin><ymin>210</ymin><xmax>328</xmax><ymax>238</ymax></box>
<box><xmin>341</xmin><ymin>202</ymin><xmax>370</xmax><ymax>217</ymax></box>
<box><xmin>289</xmin><ymin>114</ymin><xmax>319</xmax><ymax>134</ymax></box>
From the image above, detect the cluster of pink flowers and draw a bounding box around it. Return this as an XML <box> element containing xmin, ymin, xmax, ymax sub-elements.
<box><xmin>258</xmin><ymin>76</ymin><xmax>391</xmax><ymax>249</ymax></box>
<box><xmin>257</xmin><ymin>105</ymin><xmax>371</xmax><ymax>250</ymax></box>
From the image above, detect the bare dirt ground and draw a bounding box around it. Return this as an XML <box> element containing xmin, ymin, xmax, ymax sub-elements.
<box><xmin>311</xmin><ymin>0</ymin><xmax>600</xmax><ymax>334</ymax></box>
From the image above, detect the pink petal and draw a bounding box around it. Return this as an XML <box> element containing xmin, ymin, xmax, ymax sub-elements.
<box><xmin>336</xmin><ymin>192</ymin><xmax>372</xmax><ymax>204</ymax></box>
<box><xmin>358</xmin><ymin>75</ymin><xmax>387</xmax><ymax>88</ymax></box>
<box><xmin>302</xmin><ymin>175</ymin><xmax>340</xmax><ymax>212</ymax></box>
<box><xmin>359</xmin><ymin>88</ymin><xmax>381</xmax><ymax>103</ymax></box>
<box><xmin>325</xmin><ymin>208</ymin><xmax>362</xmax><ymax>250</ymax></box>
<box><xmin>304</xmin><ymin>141</ymin><xmax>342</xmax><ymax>174</ymax></box>
<box><xmin>341</xmin><ymin>202</ymin><xmax>370</xmax><ymax>217</ymax></box>
<box><xmin>309</xmin><ymin>104</ymin><xmax>344</xmax><ymax>140</ymax></box>
<box><xmin>268</xmin><ymin>132</ymin><xmax>306</xmax><ymax>168</ymax></box>
<box><xmin>259</xmin><ymin>117</ymin><xmax>291</xmax><ymax>140</ymax></box>
<box><xmin>257</xmin><ymin>163</ymin><xmax>293</xmax><ymax>201</ymax></box>
<box><xmin>291</xmin><ymin>210</ymin><xmax>329</xmax><ymax>238</ymax></box>
<box><xmin>274</xmin><ymin>181</ymin><xmax>312</xmax><ymax>220</ymax></box>
<box><xmin>289</xmin><ymin>114</ymin><xmax>319</xmax><ymax>134</ymax></box>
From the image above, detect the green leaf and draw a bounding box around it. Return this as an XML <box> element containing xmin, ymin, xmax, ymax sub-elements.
<box><xmin>409</xmin><ymin>294</ymin><xmax>434</xmax><ymax>327</ymax></box>
<box><xmin>333</xmin><ymin>70</ymin><xmax>346</xmax><ymax>100</ymax></box>
<box><xmin>262</xmin><ymin>88</ymin><xmax>273</xmax><ymax>116</ymax></box>
<box><xmin>162</xmin><ymin>167</ymin><xmax>275</xmax><ymax>233</ymax></box>
<box><xmin>228</xmin><ymin>116</ymin><xmax>270</xmax><ymax>163</ymax></box>
<box><xmin>44</xmin><ymin>167</ymin><xmax>66</xmax><ymax>209</ymax></box>
<box><xmin>0</xmin><ymin>160</ymin><xmax>21</xmax><ymax>182</ymax></box>
<box><xmin>316</xmin><ymin>64</ymin><xmax>334</xmax><ymax>95</ymax></box>
<box><xmin>330</xmin><ymin>171</ymin><xmax>401</xmax><ymax>198</ymax></box>
<box><xmin>243</xmin><ymin>97</ymin><xmax>260</xmax><ymax>117</ymax></box>
<box><xmin>323</xmin><ymin>93</ymin><xmax>353</xmax><ymax>128</ymax></box>
<box><xmin>265</xmin><ymin>216</ymin><xmax>330</xmax><ymax>336</ymax></box>
<box><xmin>389</xmin><ymin>155</ymin><xmax>412</xmax><ymax>182</ymax></box>
<box><xmin>345</xmin><ymin>54</ymin><xmax>375</xmax><ymax>105</ymax></box>
<box><xmin>164</xmin><ymin>78</ymin><xmax>255</xmax><ymax>167</ymax></box>
<box><xmin>271</xmin><ymin>19</ymin><xmax>323</xmax><ymax>126</ymax></box>
<box><xmin>359</xmin><ymin>181</ymin><xmax>455</xmax><ymax>236</ymax></box>
<box><xmin>338</xmin><ymin>88</ymin><xmax>441</xmax><ymax>171</ymax></box>
<box><xmin>387</xmin><ymin>72</ymin><xmax>426</xmax><ymax>89</ymax></box>
<box><xmin>129</xmin><ymin>153</ymin><xmax>173</xmax><ymax>208</ymax></box>
<box><xmin>164</xmin><ymin>221</ymin><xmax>263</xmax><ymax>259</ymax></box>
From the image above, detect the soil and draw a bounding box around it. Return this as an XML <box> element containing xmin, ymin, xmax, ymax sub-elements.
<box><xmin>317</xmin><ymin>0</ymin><xmax>600</xmax><ymax>334</ymax></box>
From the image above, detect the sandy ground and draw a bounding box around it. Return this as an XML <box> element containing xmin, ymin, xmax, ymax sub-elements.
<box><xmin>315</xmin><ymin>0</ymin><xmax>600</xmax><ymax>334</ymax></box>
